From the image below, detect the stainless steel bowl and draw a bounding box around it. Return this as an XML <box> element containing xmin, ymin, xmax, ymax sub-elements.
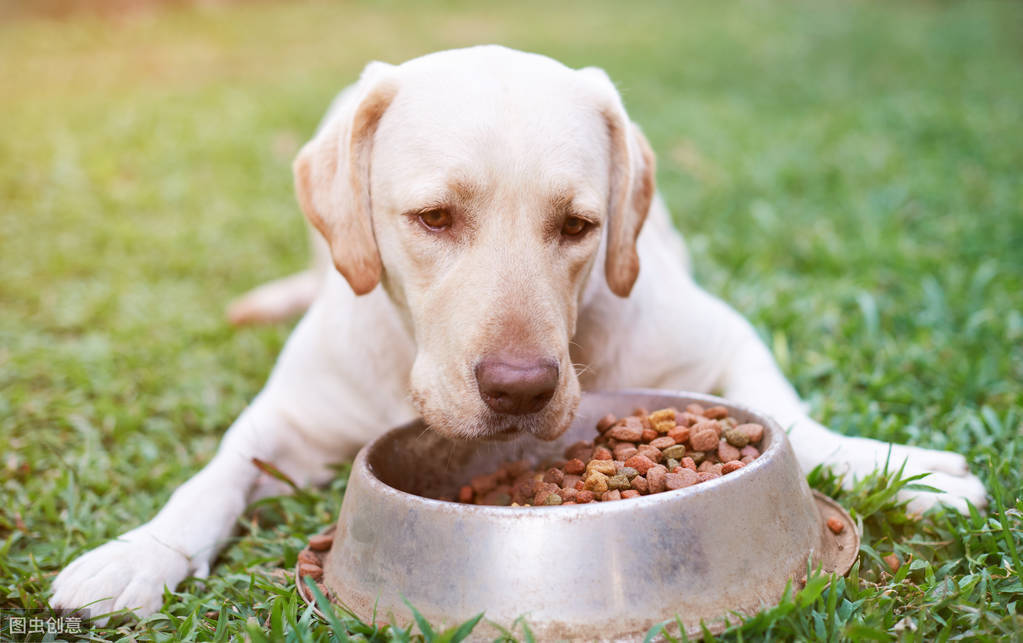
<box><xmin>297</xmin><ymin>390</ymin><xmax>858</xmax><ymax>640</ymax></box>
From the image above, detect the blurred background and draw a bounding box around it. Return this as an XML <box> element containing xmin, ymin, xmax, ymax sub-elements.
<box><xmin>1</xmin><ymin>1</ymin><xmax>1021</xmax><ymax>636</ymax></box>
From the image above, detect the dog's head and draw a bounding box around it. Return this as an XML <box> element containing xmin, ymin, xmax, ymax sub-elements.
<box><xmin>294</xmin><ymin>46</ymin><xmax>654</xmax><ymax>441</ymax></box>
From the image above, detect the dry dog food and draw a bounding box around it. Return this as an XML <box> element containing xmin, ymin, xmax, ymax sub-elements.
<box><xmin>455</xmin><ymin>404</ymin><xmax>765</xmax><ymax>506</ymax></box>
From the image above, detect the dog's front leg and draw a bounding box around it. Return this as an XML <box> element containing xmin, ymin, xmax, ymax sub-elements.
<box><xmin>695</xmin><ymin>291</ymin><xmax>986</xmax><ymax>514</ymax></box>
<box><xmin>48</xmin><ymin>398</ymin><xmax>311</xmax><ymax>623</ymax></box>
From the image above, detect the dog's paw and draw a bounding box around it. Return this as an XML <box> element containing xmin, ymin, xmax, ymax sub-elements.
<box><xmin>50</xmin><ymin>528</ymin><xmax>193</xmax><ymax>624</ymax></box>
<box><xmin>837</xmin><ymin>436</ymin><xmax>987</xmax><ymax>515</ymax></box>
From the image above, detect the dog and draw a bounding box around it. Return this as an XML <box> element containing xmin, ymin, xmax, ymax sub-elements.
<box><xmin>51</xmin><ymin>45</ymin><xmax>986</xmax><ymax>621</ymax></box>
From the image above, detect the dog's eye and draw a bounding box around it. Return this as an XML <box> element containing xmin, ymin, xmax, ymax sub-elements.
<box><xmin>561</xmin><ymin>216</ymin><xmax>591</xmax><ymax>237</ymax></box>
<box><xmin>417</xmin><ymin>209</ymin><xmax>452</xmax><ymax>231</ymax></box>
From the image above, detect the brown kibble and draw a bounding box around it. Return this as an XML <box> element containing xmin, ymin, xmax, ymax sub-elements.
<box><xmin>826</xmin><ymin>517</ymin><xmax>845</xmax><ymax>534</ymax></box>
<box><xmin>596</xmin><ymin>413</ymin><xmax>618</xmax><ymax>433</ymax></box>
<box><xmin>458</xmin><ymin>485</ymin><xmax>474</xmax><ymax>503</ymax></box>
<box><xmin>637</xmin><ymin>444</ymin><xmax>663</xmax><ymax>463</ymax></box>
<box><xmin>736</xmin><ymin>423</ymin><xmax>765</xmax><ymax>443</ymax></box>
<box><xmin>718</xmin><ymin>440</ymin><xmax>741</xmax><ymax>463</ymax></box>
<box><xmin>593</xmin><ymin>446</ymin><xmax>613</xmax><ymax>460</ymax></box>
<box><xmin>741</xmin><ymin>455</ymin><xmax>756</xmax><ymax>465</ymax></box>
<box><xmin>740</xmin><ymin>445</ymin><xmax>760</xmax><ymax>459</ymax></box>
<box><xmin>308</xmin><ymin>534</ymin><xmax>333</xmax><ymax>551</ymax></box>
<box><xmin>679</xmin><ymin>412</ymin><xmax>703</xmax><ymax>427</ymax></box>
<box><xmin>689</xmin><ymin>427</ymin><xmax>719</xmax><ymax>451</ymax></box>
<box><xmin>564</xmin><ymin>440</ymin><xmax>594</xmax><ymax>462</ymax></box>
<box><xmin>685</xmin><ymin>403</ymin><xmax>705</xmax><ymax>415</ymax></box>
<box><xmin>632</xmin><ymin>406</ymin><xmax>649</xmax><ymax>417</ymax></box>
<box><xmin>697</xmin><ymin>471</ymin><xmax>721</xmax><ymax>482</ymax></box>
<box><xmin>574</xmin><ymin>479</ymin><xmax>585</xmax><ymax>490</ymax></box>
<box><xmin>576</xmin><ymin>490</ymin><xmax>595</xmax><ymax>503</ymax></box>
<box><xmin>607</xmin><ymin>417</ymin><xmax>644</xmax><ymax>441</ymax></box>
<box><xmin>560</xmin><ymin>488</ymin><xmax>578</xmax><ymax>502</ymax></box>
<box><xmin>564</xmin><ymin>458</ymin><xmax>586</xmax><ymax>475</ymax></box>
<box><xmin>680</xmin><ymin>456</ymin><xmax>697</xmax><ymax>471</ymax></box>
<box><xmin>667</xmin><ymin>425</ymin><xmax>691</xmax><ymax>443</ymax></box>
<box><xmin>665</xmin><ymin>469</ymin><xmax>699</xmax><ymax>490</ymax></box>
<box><xmin>621</xmin><ymin>489</ymin><xmax>641</xmax><ymax>499</ymax></box>
<box><xmin>641</xmin><ymin>428</ymin><xmax>658</xmax><ymax>442</ymax></box>
<box><xmin>470</xmin><ymin>473</ymin><xmax>498</xmax><ymax>495</ymax></box>
<box><xmin>601</xmin><ymin>489</ymin><xmax>622</xmax><ymax>502</ymax></box>
<box><xmin>299</xmin><ymin>563</ymin><xmax>323</xmax><ymax>581</ymax></box>
<box><xmin>543</xmin><ymin>467</ymin><xmax>565</xmax><ymax>486</ymax></box>
<box><xmin>883</xmin><ymin>553</ymin><xmax>900</xmax><ymax>573</ymax></box>
<box><xmin>687</xmin><ymin>450</ymin><xmax>705</xmax><ymax>464</ymax></box>
<box><xmin>613</xmin><ymin>443</ymin><xmax>639</xmax><ymax>461</ymax></box>
<box><xmin>646</xmin><ymin>464</ymin><xmax>668</xmax><ymax>493</ymax></box>
<box><xmin>721</xmin><ymin>460</ymin><xmax>745</xmax><ymax>474</ymax></box>
<box><xmin>704</xmin><ymin>405</ymin><xmax>729</xmax><ymax>419</ymax></box>
<box><xmin>624</xmin><ymin>454</ymin><xmax>657</xmax><ymax>475</ymax></box>
<box><xmin>562</xmin><ymin>474</ymin><xmax>582</xmax><ymax>490</ymax></box>
<box><xmin>649</xmin><ymin>436</ymin><xmax>676</xmax><ymax>450</ymax></box>
<box><xmin>631</xmin><ymin>475</ymin><xmax>648</xmax><ymax>493</ymax></box>
<box><xmin>298</xmin><ymin>550</ymin><xmax>320</xmax><ymax>566</ymax></box>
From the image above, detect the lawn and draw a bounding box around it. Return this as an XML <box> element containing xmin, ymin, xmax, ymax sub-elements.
<box><xmin>1</xmin><ymin>0</ymin><xmax>1021</xmax><ymax>640</ymax></box>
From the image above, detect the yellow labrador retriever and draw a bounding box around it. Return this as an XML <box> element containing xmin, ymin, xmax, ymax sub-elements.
<box><xmin>52</xmin><ymin>46</ymin><xmax>985</xmax><ymax>620</ymax></box>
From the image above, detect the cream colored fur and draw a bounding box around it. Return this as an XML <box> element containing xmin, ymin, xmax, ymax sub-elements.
<box><xmin>52</xmin><ymin>46</ymin><xmax>985</xmax><ymax>622</ymax></box>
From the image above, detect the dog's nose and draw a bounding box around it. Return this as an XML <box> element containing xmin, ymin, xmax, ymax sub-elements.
<box><xmin>475</xmin><ymin>356</ymin><xmax>559</xmax><ymax>415</ymax></box>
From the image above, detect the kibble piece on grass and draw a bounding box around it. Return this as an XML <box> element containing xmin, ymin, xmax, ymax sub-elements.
<box><xmin>299</xmin><ymin>563</ymin><xmax>323</xmax><ymax>581</ymax></box>
<box><xmin>736</xmin><ymin>423</ymin><xmax>765</xmax><ymax>443</ymax></box>
<box><xmin>826</xmin><ymin>517</ymin><xmax>845</xmax><ymax>534</ymax></box>
<box><xmin>690</xmin><ymin>427</ymin><xmax>719</xmax><ymax>452</ymax></box>
<box><xmin>883</xmin><ymin>553</ymin><xmax>900</xmax><ymax>573</ymax></box>
<box><xmin>298</xmin><ymin>550</ymin><xmax>321</xmax><ymax>567</ymax></box>
<box><xmin>724</xmin><ymin>427</ymin><xmax>749</xmax><ymax>448</ymax></box>
<box><xmin>662</xmin><ymin>444</ymin><xmax>686</xmax><ymax>460</ymax></box>
<box><xmin>308</xmin><ymin>534</ymin><xmax>333</xmax><ymax>551</ymax></box>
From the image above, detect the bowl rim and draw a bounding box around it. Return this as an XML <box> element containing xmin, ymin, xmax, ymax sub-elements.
<box><xmin>357</xmin><ymin>388</ymin><xmax>785</xmax><ymax>516</ymax></box>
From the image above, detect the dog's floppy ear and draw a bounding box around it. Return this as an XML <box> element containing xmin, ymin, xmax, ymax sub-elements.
<box><xmin>579</xmin><ymin>67</ymin><xmax>656</xmax><ymax>298</ymax></box>
<box><xmin>293</xmin><ymin>63</ymin><xmax>398</xmax><ymax>295</ymax></box>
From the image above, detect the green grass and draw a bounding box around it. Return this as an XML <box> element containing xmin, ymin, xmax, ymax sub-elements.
<box><xmin>1</xmin><ymin>0</ymin><xmax>1021</xmax><ymax>640</ymax></box>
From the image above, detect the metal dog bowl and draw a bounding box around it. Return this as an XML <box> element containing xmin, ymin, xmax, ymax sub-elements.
<box><xmin>296</xmin><ymin>390</ymin><xmax>858</xmax><ymax>640</ymax></box>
